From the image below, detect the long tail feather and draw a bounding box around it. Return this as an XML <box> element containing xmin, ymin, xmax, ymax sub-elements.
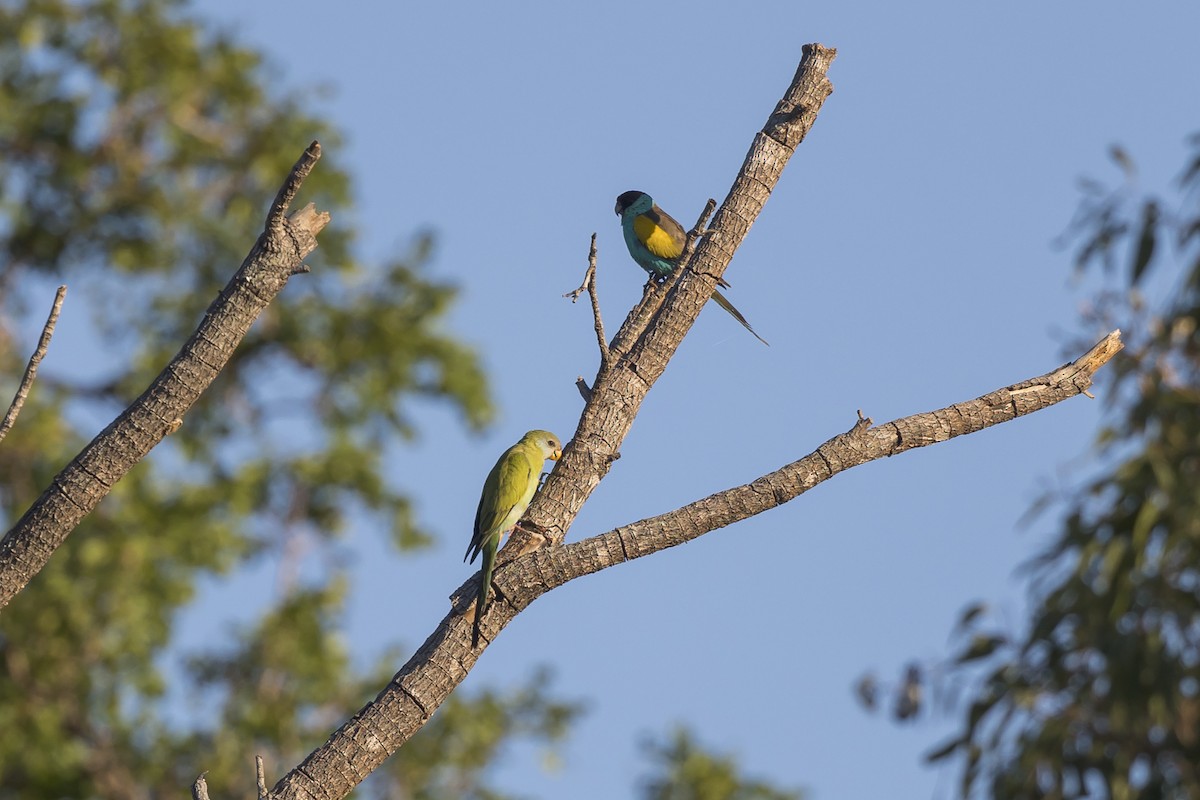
<box><xmin>709</xmin><ymin>288</ymin><xmax>769</xmax><ymax>346</ymax></box>
<box><xmin>472</xmin><ymin>541</ymin><xmax>496</xmax><ymax>648</ymax></box>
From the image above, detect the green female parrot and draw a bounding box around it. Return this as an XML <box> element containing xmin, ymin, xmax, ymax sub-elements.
<box><xmin>614</xmin><ymin>190</ymin><xmax>768</xmax><ymax>345</ymax></box>
<box><xmin>465</xmin><ymin>429</ymin><xmax>562</xmax><ymax>647</ymax></box>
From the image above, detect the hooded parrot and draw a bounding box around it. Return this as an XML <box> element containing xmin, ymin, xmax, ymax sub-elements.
<box><xmin>465</xmin><ymin>429</ymin><xmax>563</xmax><ymax>647</ymax></box>
<box><xmin>614</xmin><ymin>190</ymin><xmax>768</xmax><ymax>346</ymax></box>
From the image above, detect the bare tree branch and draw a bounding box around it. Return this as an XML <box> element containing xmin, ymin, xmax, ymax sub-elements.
<box><xmin>266</xmin><ymin>323</ymin><xmax>1119</xmax><ymax>800</ymax></box>
<box><xmin>264</xmin><ymin>44</ymin><xmax>837</xmax><ymax>800</ymax></box>
<box><xmin>0</xmin><ymin>141</ymin><xmax>328</xmax><ymax>612</ymax></box>
<box><xmin>505</xmin><ymin>330</ymin><xmax>1123</xmax><ymax>582</ymax></box>
<box><xmin>681</xmin><ymin>198</ymin><xmax>717</xmax><ymax>266</ymax></box>
<box><xmin>0</xmin><ymin>284</ymin><xmax>66</xmax><ymax>444</ymax></box>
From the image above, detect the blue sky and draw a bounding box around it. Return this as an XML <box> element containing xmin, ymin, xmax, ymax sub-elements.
<box><xmin>35</xmin><ymin>2</ymin><xmax>1200</xmax><ymax>797</ymax></box>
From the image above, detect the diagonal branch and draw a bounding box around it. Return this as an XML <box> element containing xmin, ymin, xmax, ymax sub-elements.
<box><xmin>511</xmin><ymin>330</ymin><xmax>1124</xmax><ymax>579</ymax></box>
<box><xmin>0</xmin><ymin>284</ymin><xmax>66</xmax><ymax>444</ymax></box>
<box><xmin>264</xmin><ymin>329</ymin><xmax>1120</xmax><ymax>800</ymax></box>
<box><xmin>0</xmin><ymin>141</ymin><xmax>329</xmax><ymax>612</ymax></box>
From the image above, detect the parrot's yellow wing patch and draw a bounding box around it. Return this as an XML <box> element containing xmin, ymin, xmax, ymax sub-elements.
<box><xmin>633</xmin><ymin>215</ymin><xmax>684</xmax><ymax>261</ymax></box>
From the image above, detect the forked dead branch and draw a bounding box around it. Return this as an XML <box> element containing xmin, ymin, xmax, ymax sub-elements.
<box><xmin>0</xmin><ymin>41</ymin><xmax>1122</xmax><ymax>800</ymax></box>
<box><xmin>258</xmin><ymin>43</ymin><xmax>1112</xmax><ymax>800</ymax></box>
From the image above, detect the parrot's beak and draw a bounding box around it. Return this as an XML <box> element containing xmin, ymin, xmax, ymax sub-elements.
<box><xmin>550</xmin><ymin>449</ymin><xmax>562</xmax><ymax>461</ymax></box>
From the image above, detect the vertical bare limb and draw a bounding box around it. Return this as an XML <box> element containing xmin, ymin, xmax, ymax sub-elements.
<box><xmin>0</xmin><ymin>285</ymin><xmax>66</xmax><ymax>444</ymax></box>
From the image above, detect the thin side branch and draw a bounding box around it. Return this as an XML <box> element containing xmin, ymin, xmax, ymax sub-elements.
<box><xmin>0</xmin><ymin>144</ymin><xmax>330</xmax><ymax>612</ymax></box>
<box><xmin>0</xmin><ymin>284</ymin><xmax>66</xmax><ymax>444</ymax></box>
<box><xmin>563</xmin><ymin>234</ymin><xmax>608</xmax><ymax>368</ymax></box>
<box><xmin>679</xmin><ymin>198</ymin><xmax>717</xmax><ymax>267</ymax></box>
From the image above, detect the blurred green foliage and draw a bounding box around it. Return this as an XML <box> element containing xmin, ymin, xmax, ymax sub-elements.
<box><xmin>639</xmin><ymin>728</ymin><xmax>804</xmax><ymax>800</ymax></box>
<box><xmin>915</xmin><ymin>135</ymin><xmax>1200</xmax><ymax>798</ymax></box>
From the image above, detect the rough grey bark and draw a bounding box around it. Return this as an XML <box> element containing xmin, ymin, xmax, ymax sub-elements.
<box><xmin>0</xmin><ymin>142</ymin><xmax>328</xmax><ymax>611</ymax></box>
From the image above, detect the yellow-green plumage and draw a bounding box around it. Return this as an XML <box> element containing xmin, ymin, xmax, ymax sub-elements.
<box><xmin>465</xmin><ymin>429</ymin><xmax>562</xmax><ymax>647</ymax></box>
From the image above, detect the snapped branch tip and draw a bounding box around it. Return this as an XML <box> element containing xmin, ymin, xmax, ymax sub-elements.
<box><xmin>0</xmin><ymin>284</ymin><xmax>67</xmax><ymax>444</ymax></box>
<box><xmin>265</xmin><ymin>143</ymin><xmax>324</xmax><ymax>232</ymax></box>
<box><xmin>256</xmin><ymin>754</ymin><xmax>268</xmax><ymax>799</ymax></box>
<box><xmin>191</xmin><ymin>773</ymin><xmax>211</xmax><ymax>800</ymax></box>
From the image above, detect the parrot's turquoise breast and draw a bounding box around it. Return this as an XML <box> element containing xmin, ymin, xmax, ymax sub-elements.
<box><xmin>621</xmin><ymin>214</ymin><xmax>677</xmax><ymax>279</ymax></box>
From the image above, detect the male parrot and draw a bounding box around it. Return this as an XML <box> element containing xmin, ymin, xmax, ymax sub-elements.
<box><xmin>614</xmin><ymin>190</ymin><xmax>768</xmax><ymax>345</ymax></box>
<box><xmin>465</xmin><ymin>429</ymin><xmax>562</xmax><ymax>647</ymax></box>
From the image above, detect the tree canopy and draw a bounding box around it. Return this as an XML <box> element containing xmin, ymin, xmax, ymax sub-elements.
<box><xmin>911</xmin><ymin>136</ymin><xmax>1200</xmax><ymax>798</ymax></box>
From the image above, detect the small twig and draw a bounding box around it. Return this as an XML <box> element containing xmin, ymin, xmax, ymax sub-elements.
<box><xmin>257</xmin><ymin>755</ymin><xmax>268</xmax><ymax>799</ymax></box>
<box><xmin>192</xmin><ymin>772</ymin><xmax>211</xmax><ymax>800</ymax></box>
<box><xmin>575</xmin><ymin>376</ymin><xmax>593</xmax><ymax>403</ymax></box>
<box><xmin>661</xmin><ymin>198</ymin><xmax>719</xmax><ymax>297</ymax></box>
<box><xmin>679</xmin><ymin>198</ymin><xmax>717</xmax><ymax>267</ymax></box>
<box><xmin>0</xmin><ymin>284</ymin><xmax>66</xmax><ymax>444</ymax></box>
<box><xmin>562</xmin><ymin>251</ymin><xmax>592</xmax><ymax>303</ymax></box>
<box><xmin>564</xmin><ymin>234</ymin><xmax>610</xmax><ymax>368</ymax></box>
<box><xmin>585</xmin><ymin>236</ymin><xmax>609</xmax><ymax>367</ymax></box>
